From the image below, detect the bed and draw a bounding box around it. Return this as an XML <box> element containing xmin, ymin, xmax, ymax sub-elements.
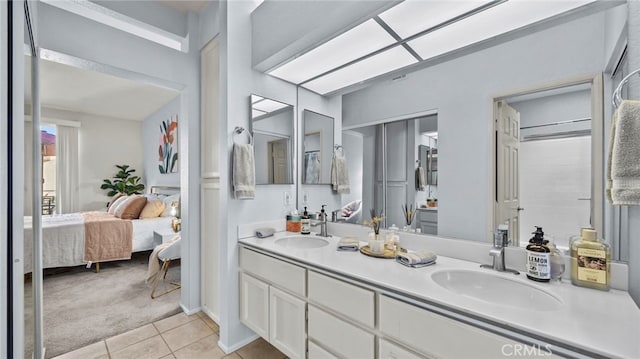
<box><xmin>23</xmin><ymin>186</ymin><xmax>180</xmax><ymax>273</ymax></box>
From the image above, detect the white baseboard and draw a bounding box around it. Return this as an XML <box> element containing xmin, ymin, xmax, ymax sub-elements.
<box><xmin>180</xmin><ymin>303</ymin><xmax>202</xmax><ymax>316</ymax></box>
<box><xmin>218</xmin><ymin>334</ymin><xmax>259</xmax><ymax>354</ymax></box>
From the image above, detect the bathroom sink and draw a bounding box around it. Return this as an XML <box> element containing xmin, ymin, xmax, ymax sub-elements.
<box><xmin>431</xmin><ymin>270</ymin><xmax>562</xmax><ymax>311</ymax></box>
<box><xmin>274</xmin><ymin>236</ymin><xmax>330</xmax><ymax>249</ymax></box>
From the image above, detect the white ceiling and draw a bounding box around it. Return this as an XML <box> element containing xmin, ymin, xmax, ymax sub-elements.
<box><xmin>26</xmin><ymin>57</ymin><xmax>179</xmax><ymax>121</ymax></box>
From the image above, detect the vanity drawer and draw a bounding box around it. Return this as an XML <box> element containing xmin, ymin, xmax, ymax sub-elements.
<box><xmin>379</xmin><ymin>295</ymin><xmax>519</xmax><ymax>359</ymax></box>
<box><xmin>308</xmin><ymin>340</ymin><xmax>339</xmax><ymax>359</ymax></box>
<box><xmin>379</xmin><ymin>338</ymin><xmax>428</xmax><ymax>359</ymax></box>
<box><xmin>239</xmin><ymin>247</ymin><xmax>306</xmax><ymax>296</ymax></box>
<box><xmin>308</xmin><ymin>305</ymin><xmax>374</xmax><ymax>359</ymax></box>
<box><xmin>308</xmin><ymin>270</ymin><xmax>375</xmax><ymax>328</ymax></box>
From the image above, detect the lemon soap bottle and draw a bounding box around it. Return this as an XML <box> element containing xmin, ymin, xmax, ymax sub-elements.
<box><xmin>570</xmin><ymin>228</ymin><xmax>610</xmax><ymax>291</ymax></box>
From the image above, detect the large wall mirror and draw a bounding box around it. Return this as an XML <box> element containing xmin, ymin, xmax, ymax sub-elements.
<box><xmin>251</xmin><ymin>94</ymin><xmax>294</xmax><ymax>184</ymax></box>
<box><xmin>302</xmin><ymin>109</ymin><xmax>334</xmax><ymax>184</ymax></box>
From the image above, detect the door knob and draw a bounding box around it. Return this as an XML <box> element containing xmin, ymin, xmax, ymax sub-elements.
<box><xmin>517</xmin><ymin>207</ymin><xmax>525</xmax><ymax>211</ymax></box>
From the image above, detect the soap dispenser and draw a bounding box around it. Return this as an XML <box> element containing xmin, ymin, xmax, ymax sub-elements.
<box><xmin>301</xmin><ymin>207</ymin><xmax>311</xmax><ymax>235</ymax></box>
<box><xmin>571</xmin><ymin>228</ymin><xmax>610</xmax><ymax>291</ymax></box>
<box><xmin>526</xmin><ymin>226</ymin><xmax>551</xmax><ymax>282</ymax></box>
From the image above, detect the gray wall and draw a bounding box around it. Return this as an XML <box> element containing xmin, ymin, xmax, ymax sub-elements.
<box><xmin>342</xmin><ymin>12</ymin><xmax>608</xmax><ymax>243</ymax></box>
<box><xmin>143</xmin><ymin>96</ymin><xmax>181</xmax><ymax>189</ymax></box>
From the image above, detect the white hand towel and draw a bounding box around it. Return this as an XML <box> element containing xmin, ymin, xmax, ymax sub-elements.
<box><xmin>395</xmin><ymin>251</ymin><xmax>437</xmax><ymax>268</ymax></box>
<box><xmin>331</xmin><ymin>154</ymin><xmax>350</xmax><ymax>194</ymax></box>
<box><xmin>607</xmin><ymin>100</ymin><xmax>640</xmax><ymax>205</ymax></box>
<box><xmin>233</xmin><ymin>143</ymin><xmax>256</xmax><ymax>199</ymax></box>
<box><xmin>415</xmin><ymin>166</ymin><xmax>426</xmax><ymax>191</ymax></box>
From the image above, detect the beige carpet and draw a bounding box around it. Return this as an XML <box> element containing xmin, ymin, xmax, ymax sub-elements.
<box><xmin>24</xmin><ymin>251</ymin><xmax>181</xmax><ymax>358</ymax></box>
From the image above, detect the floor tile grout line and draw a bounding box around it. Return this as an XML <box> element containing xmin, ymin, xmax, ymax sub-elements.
<box><xmin>161</xmin><ymin>317</ymin><xmax>213</xmax><ymax>353</ymax></box>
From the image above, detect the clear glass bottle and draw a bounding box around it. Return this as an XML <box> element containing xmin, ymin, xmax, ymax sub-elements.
<box><xmin>548</xmin><ymin>241</ymin><xmax>565</xmax><ymax>281</ymax></box>
<box><xmin>570</xmin><ymin>228</ymin><xmax>610</xmax><ymax>291</ymax></box>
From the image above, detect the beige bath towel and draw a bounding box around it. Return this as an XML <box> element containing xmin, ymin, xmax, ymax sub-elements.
<box><xmin>233</xmin><ymin>143</ymin><xmax>256</xmax><ymax>199</ymax></box>
<box><xmin>607</xmin><ymin>100</ymin><xmax>640</xmax><ymax>205</ymax></box>
<box><xmin>330</xmin><ymin>154</ymin><xmax>350</xmax><ymax>194</ymax></box>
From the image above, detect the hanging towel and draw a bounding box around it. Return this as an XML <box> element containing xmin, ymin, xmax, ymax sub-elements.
<box><xmin>415</xmin><ymin>166</ymin><xmax>426</xmax><ymax>191</ymax></box>
<box><xmin>233</xmin><ymin>143</ymin><xmax>256</xmax><ymax>199</ymax></box>
<box><xmin>607</xmin><ymin>100</ymin><xmax>640</xmax><ymax>205</ymax></box>
<box><xmin>331</xmin><ymin>154</ymin><xmax>350</xmax><ymax>194</ymax></box>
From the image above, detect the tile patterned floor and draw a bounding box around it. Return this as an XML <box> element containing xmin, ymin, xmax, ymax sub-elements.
<box><xmin>52</xmin><ymin>312</ymin><xmax>286</xmax><ymax>359</ymax></box>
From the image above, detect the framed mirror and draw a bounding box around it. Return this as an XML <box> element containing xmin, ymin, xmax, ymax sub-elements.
<box><xmin>302</xmin><ymin>109</ymin><xmax>334</xmax><ymax>184</ymax></box>
<box><xmin>250</xmin><ymin>94</ymin><xmax>294</xmax><ymax>184</ymax></box>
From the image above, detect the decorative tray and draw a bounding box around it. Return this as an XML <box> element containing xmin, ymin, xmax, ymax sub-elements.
<box><xmin>359</xmin><ymin>246</ymin><xmax>405</xmax><ymax>259</ymax></box>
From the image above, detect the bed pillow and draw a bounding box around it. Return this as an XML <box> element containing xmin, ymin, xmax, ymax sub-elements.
<box><xmin>115</xmin><ymin>195</ymin><xmax>147</xmax><ymax>219</ymax></box>
<box><xmin>161</xmin><ymin>194</ymin><xmax>180</xmax><ymax>217</ymax></box>
<box><xmin>107</xmin><ymin>193</ymin><xmax>125</xmax><ymax>213</ymax></box>
<box><xmin>139</xmin><ymin>199</ymin><xmax>166</xmax><ymax>219</ymax></box>
<box><xmin>108</xmin><ymin>195</ymin><xmax>129</xmax><ymax>215</ymax></box>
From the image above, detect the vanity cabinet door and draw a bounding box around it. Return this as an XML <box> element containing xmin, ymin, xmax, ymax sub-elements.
<box><xmin>239</xmin><ymin>272</ymin><xmax>269</xmax><ymax>339</ymax></box>
<box><xmin>269</xmin><ymin>286</ymin><xmax>306</xmax><ymax>359</ymax></box>
<box><xmin>308</xmin><ymin>305</ymin><xmax>375</xmax><ymax>359</ymax></box>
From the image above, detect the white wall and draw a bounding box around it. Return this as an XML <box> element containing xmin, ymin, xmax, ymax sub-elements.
<box><xmin>342</xmin><ymin>12</ymin><xmax>607</xmax><ymax>243</ymax></box>
<box><xmin>143</xmin><ymin>96</ymin><xmax>181</xmax><ymax>188</ymax></box>
<box><xmin>40</xmin><ymin>107</ymin><xmax>144</xmax><ymax>211</ymax></box>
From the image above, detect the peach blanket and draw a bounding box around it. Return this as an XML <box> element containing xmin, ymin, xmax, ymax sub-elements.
<box><xmin>82</xmin><ymin>211</ymin><xmax>133</xmax><ymax>263</ymax></box>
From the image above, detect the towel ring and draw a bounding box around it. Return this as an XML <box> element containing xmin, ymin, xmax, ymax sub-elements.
<box><xmin>613</xmin><ymin>67</ymin><xmax>640</xmax><ymax>108</ymax></box>
<box><xmin>233</xmin><ymin>126</ymin><xmax>253</xmax><ymax>145</ymax></box>
<box><xmin>334</xmin><ymin>144</ymin><xmax>344</xmax><ymax>156</ymax></box>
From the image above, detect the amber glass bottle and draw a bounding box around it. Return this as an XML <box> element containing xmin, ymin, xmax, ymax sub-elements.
<box><xmin>526</xmin><ymin>226</ymin><xmax>551</xmax><ymax>282</ymax></box>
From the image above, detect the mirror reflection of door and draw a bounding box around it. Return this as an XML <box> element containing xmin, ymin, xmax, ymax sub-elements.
<box><xmin>496</xmin><ymin>83</ymin><xmax>595</xmax><ymax>248</ymax></box>
<box><xmin>268</xmin><ymin>138</ymin><xmax>288</xmax><ymax>184</ymax></box>
<box><xmin>495</xmin><ymin>101</ymin><xmax>521</xmax><ymax>245</ymax></box>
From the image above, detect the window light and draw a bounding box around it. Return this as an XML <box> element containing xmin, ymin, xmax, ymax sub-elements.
<box><xmin>407</xmin><ymin>0</ymin><xmax>596</xmax><ymax>60</ymax></box>
<box><xmin>269</xmin><ymin>19</ymin><xmax>396</xmax><ymax>84</ymax></box>
<box><xmin>378</xmin><ymin>0</ymin><xmax>492</xmax><ymax>39</ymax></box>
<box><xmin>302</xmin><ymin>46</ymin><xmax>418</xmax><ymax>95</ymax></box>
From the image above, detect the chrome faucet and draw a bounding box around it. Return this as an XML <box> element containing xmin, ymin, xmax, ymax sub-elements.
<box><xmin>480</xmin><ymin>225</ymin><xmax>519</xmax><ymax>274</ymax></box>
<box><xmin>311</xmin><ymin>205</ymin><xmax>330</xmax><ymax>237</ymax></box>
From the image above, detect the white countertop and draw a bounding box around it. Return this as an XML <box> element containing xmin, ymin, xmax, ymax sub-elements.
<box><xmin>418</xmin><ymin>206</ymin><xmax>438</xmax><ymax>211</ymax></box>
<box><xmin>239</xmin><ymin>231</ymin><xmax>640</xmax><ymax>359</ymax></box>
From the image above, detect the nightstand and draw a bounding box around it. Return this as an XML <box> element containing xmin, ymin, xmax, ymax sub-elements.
<box><xmin>154</xmin><ymin>228</ymin><xmax>180</xmax><ymax>244</ymax></box>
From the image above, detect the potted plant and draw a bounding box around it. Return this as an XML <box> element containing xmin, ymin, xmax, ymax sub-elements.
<box><xmin>364</xmin><ymin>209</ymin><xmax>385</xmax><ymax>254</ymax></box>
<box><xmin>101</xmin><ymin>164</ymin><xmax>145</xmax><ymax>197</ymax></box>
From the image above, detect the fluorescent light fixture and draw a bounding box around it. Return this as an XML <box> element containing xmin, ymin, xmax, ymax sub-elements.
<box><xmin>378</xmin><ymin>0</ymin><xmax>491</xmax><ymax>39</ymax></box>
<box><xmin>269</xmin><ymin>19</ymin><xmax>396</xmax><ymax>84</ymax></box>
<box><xmin>252</xmin><ymin>109</ymin><xmax>266</xmax><ymax>119</ymax></box>
<box><xmin>303</xmin><ymin>46</ymin><xmax>418</xmax><ymax>95</ymax></box>
<box><xmin>41</xmin><ymin>0</ymin><xmax>188</xmax><ymax>52</ymax></box>
<box><xmin>423</xmin><ymin>131</ymin><xmax>438</xmax><ymax>139</ymax></box>
<box><xmin>253</xmin><ymin>98</ymin><xmax>289</xmax><ymax>113</ymax></box>
<box><xmin>408</xmin><ymin>0</ymin><xmax>595</xmax><ymax>60</ymax></box>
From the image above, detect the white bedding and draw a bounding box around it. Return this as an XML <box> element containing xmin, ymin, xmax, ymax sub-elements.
<box><xmin>23</xmin><ymin>213</ymin><xmax>174</xmax><ymax>272</ymax></box>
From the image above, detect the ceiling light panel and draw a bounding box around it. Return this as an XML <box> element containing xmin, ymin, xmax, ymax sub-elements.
<box><xmin>408</xmin><ymin>0</ymin><xmax>595</xmax><ymax>60</ymax></box>
<box><xmin>378</xmin><ymin>0</ymin><xmax>491</xmax><ymax>39</ymax></box>
<box><xmin>253</xmin><ymin>98</ymin><xmax>289</xmax><ymax>113</ymax></box>
<box><xmin>303</xmin><ymin>46</ymin><xmax>418</xmax><ymax>95</ymax></box>
<box><xmin>269</xmin><ymin>19</ymin><xmax>396</xmax><ymax>84</ymax></box>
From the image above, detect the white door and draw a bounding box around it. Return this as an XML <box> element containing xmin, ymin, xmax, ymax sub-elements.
<box><xmin>268</xmin><ymin>139</ymin><xmax>288</xmax><ymax>184</ymax></box>
<box><xmin>269</xmin><ymin>286</ymin><xmax>306</xmax><ymax>359</ymax></box>
<box><xmin>495</xmin><ymin>101</ymin><xmax>521</xmax><ymax>245</ymax></box>
<box><xmin>239</xmin><ymin>273</ymin><xmax>269</xmax><ymax>339</ymax></box>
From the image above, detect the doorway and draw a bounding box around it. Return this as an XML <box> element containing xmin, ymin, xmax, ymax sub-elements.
<box><xmin>493</xmin><ymin>75</ymin><xmax>604</xmax><ymax>248</ymax></box>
